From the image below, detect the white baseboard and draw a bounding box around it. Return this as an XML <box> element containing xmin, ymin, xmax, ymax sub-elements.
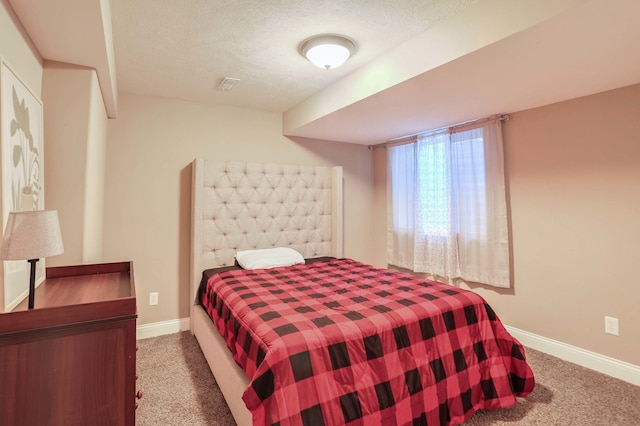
<box><xmin>136</xmin><ymin>318</ymin><xmax>190</xmax><ymax>340</ymax></box>
<box><xmin>506</xmin><ymin>325</ymin><xmax>640</xmax><ymax>387</ymax></box>
<box><xmin>135</xmin><ymin>319</ymin><xmax>639</xmax><ymax>387</ymax></box>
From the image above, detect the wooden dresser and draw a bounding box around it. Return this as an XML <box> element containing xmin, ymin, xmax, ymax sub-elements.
<box><xmin>0</xmin><ymin>262</ymin><xmax>138</xmax><ymax>426</ymax></box>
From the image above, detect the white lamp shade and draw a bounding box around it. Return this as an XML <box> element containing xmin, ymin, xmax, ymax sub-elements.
<box><xmin>300</xmin><ymin>35</ymin><xmax>357</xmax><ymax>70</ymax></box>
<box><xmin>0</xmin><ymin>210</ymin><xmax>64</xmax><ymax>260</ymax></box>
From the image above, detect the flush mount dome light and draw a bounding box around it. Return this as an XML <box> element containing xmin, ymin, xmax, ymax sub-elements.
<box><xmin>299</xmin><ymin>34</ymin><xmax>357</xmax><ymax>70</ymax></box>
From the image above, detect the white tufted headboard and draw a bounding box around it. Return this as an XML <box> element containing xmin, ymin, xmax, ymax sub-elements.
<box><xmin>190</xmin><ymin>159</ymin><xmax>343</xmax><ymax>312</ymax></box>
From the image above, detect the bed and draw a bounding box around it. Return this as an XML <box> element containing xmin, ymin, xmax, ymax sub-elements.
<box><xmin>190</xmin><ymin>159</ymin><xmax>534</xmax><ymax>426</ymax></box>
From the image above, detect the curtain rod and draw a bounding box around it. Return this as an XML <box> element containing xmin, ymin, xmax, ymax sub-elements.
<box><xmin>368</xmin><ymin>113</ymin><xmax>510</xmax><ymax>150</ymax></box>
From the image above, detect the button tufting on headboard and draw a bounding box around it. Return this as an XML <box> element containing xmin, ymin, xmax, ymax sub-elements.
<box><xmin>195</xmin><ymin>160</ymin><xmax>340</xmax><ymax>269</ymax></box>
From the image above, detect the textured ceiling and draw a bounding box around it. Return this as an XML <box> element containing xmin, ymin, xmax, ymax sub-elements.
<box><xmin>111</xmin><ymin>0</ymin><xmax>478</xmax><ymax>112</ymax></box>
<box><xmin>9</xmin><ymin>0</ymin><xmax>640</xmax><ymax>145</ymax></box>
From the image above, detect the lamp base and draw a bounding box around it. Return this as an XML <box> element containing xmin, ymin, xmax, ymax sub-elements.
<box><xmin>27</xmin><ymin>258</ymin><xmax>39</xmax><ymax>309</ymax></box>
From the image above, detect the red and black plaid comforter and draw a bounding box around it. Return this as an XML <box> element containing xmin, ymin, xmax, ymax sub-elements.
<box><xmin>201</xmin><ymin>258</ymin><xmax>534</xmax><ymax>426</ymax></box>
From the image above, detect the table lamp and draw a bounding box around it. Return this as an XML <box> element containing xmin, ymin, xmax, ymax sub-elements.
<box><xmin>0</xmin><ymin>210</ymin><xmax>64</xmax><ymax>309</ymax></box>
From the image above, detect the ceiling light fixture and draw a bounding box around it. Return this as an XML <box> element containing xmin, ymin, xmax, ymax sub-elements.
<box><xmin>299</xmin><ymin>35</ymin><xmax>357</xmax><ymax>70</ymax></box>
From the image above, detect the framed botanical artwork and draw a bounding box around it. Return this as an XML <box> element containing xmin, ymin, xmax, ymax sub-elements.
<box><xmin>0</xmin><ymin>58</ymin><xmax>45</xmax><ymax>312</ymax></box>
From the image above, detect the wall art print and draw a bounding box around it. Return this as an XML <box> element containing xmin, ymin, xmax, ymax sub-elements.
<box><xmin>1</xmin><ymin>58</ymin><xmax>45</xmax><ymax>311</ymax></box>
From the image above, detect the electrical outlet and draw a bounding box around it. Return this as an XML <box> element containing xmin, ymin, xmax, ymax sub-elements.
<box><xmin>604</xmin><ymin>316</ymin><xmax>619</xmax><ymax>336</ymax></box>
<box><xmin>149</xmin><ymin>292</ymin><xmax>159</xmax><ymax>306</ymax></box>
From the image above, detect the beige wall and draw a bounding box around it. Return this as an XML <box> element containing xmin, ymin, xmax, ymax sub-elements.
<box><xmin>0</xmin><ymin>0</ymin><xmax>41</xmax><ymax>95</ymax></box>
<box><xmin>103</xmin><ymin>92</ymin><xmax>375</xmax><ymax>325</ymax></box>
<box><xmin>373</xmin><ymin>83</ymin><xmax>640</xmax><ymax>366</ymax></box>
<box><xmin>83</xmin><ymin>71</ymin><xmax>107</xmax><ymax>262</ymax></box>
<box><xmin>0</xmin><ymin>0</ymin><xmax>42</xmax><ymax>311</ymax></box>
<box><xmin>4</xmin><ymin>0</ymin><xmax>637</xmax><ymax>368</ymax></box>
<box><xmin>42</xmin><ymin>62</ymin><xmax>107</xmax><ymax>266</ymax></box>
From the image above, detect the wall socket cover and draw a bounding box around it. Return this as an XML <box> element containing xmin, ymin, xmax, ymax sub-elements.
<box><xmin>149</xmin><ymin>292</ymin><xmax>159</xmax><ymax>306</ymax></box>
<box><xmin>604</xmin><ymin>316</ymin><xmax>619</xmax><ymax>336</ymax></box>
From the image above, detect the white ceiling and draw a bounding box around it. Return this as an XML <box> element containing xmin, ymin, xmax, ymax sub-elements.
<box><xmin>111</xmin><ymin>0</ymin><xmax>479</xmax><ymax>113</ymax></box>
<box><xmin>8</xmin><ymin>0</ymin><xmax>640</xmax><ymax>145</ymax></box>
<box><xmin>286</xmin><ymin>0</ymin><xmax>640</xmax><ymax>144</ymax></box>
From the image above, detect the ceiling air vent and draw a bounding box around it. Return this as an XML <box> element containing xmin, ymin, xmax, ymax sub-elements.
<box><xmin>217</xmin><ymin>77</ymin><xmax>240</xmax><ymax>91</ymax></box>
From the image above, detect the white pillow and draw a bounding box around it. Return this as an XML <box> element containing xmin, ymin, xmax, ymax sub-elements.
<box><xmin>235</xmin><ymin>247</ymin><xmax>305</xmax><ymax>270</ymax></box>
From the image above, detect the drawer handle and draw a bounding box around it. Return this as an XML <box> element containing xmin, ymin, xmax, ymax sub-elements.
<box><xmin>136</xmin><ymin>390</ymin><xmax>143</xmax><ymax>399</ymax></box>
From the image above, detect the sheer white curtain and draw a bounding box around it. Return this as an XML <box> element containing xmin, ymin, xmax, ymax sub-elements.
<box><xmin>387</xmin><ymin>118</ymin><xmax>510</xmax><ymax>288</ymax></box>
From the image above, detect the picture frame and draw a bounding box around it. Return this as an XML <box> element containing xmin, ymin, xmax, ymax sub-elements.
<box><xmin>0</xmin><ymin>58</ymin><xmax>45</xmax><ymax>312</ymax></box>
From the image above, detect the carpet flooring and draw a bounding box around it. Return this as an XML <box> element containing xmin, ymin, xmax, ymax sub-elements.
<box><xmin>135</xmin><ymin>332</ymin><xmax>640</xmax><ymax>425</ymax></box>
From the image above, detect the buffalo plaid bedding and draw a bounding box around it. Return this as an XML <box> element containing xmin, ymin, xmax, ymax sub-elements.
<box><xmin>201</xmin><ymin>258</ymin><xmax>534</xmax><ymax>426</ymax></box>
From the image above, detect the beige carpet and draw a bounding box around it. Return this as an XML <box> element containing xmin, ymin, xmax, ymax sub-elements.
<box><xmin>136</xmin><ymin>332</ymin><xmax>640</xmax><ymax>425</ymax></box>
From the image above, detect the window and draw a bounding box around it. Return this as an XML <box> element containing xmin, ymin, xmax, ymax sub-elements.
<box><xmin>387</xmin><ymin>117</ymin><xmax>510</xmax><ymax>288</ymax></box>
